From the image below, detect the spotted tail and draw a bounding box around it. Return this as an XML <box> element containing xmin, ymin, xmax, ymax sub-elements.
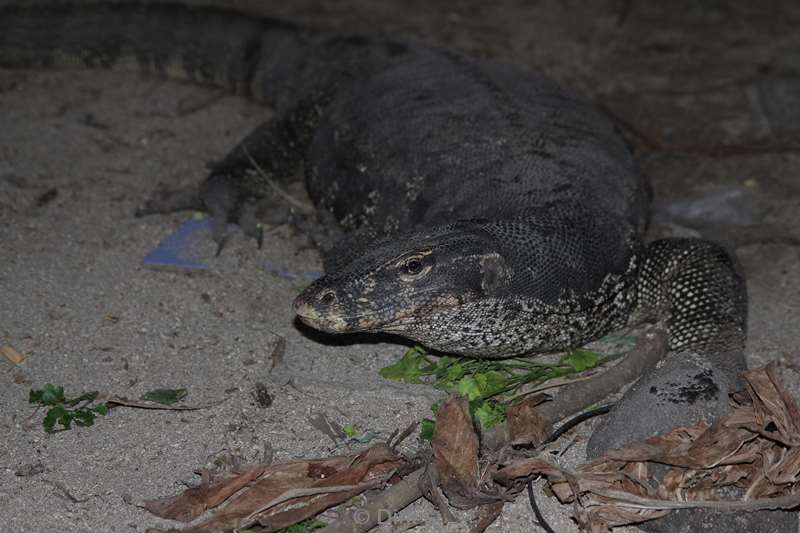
<box><xmin>631</xmin><ymin>238</ymin><xmax>747</xmax><ymax>353</ymax></box>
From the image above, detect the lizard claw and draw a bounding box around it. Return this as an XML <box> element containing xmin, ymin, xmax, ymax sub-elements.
<box><xmin>208</xmin><ymin>205</ymin><xmax>230</xmax><ymax>256</ymax></box>
<box><xmin>214</xmin><ymin>235</ymin><xmax>228</xmax><ymax>257</ymax></box>
<box><xmin>257</xmin><ymin>225</ymin><xmax>264</xmax><ymax>249</ymax></box>
<box><xmin>206</xmin><ymin>189</ymin><xmax>265</xmax><ymax>255</ymax></box>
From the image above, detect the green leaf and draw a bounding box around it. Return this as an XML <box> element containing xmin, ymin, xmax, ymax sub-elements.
<box><xmin>72</xmin><ymin>410</ymin><xmax>96</xmax><ymax>427</ymax></box>
<box><xmin>564</xmin><ymin>349</ymin><xmax>599</xmax><ymax>372</ymax></box>
<box><xmin>342</xmin><ymin>424</ymin><xmax>359</xmax><ymax>438</ymax></box>
<box><xmin>456</xmin><ymin>376</ymin><xmax>481</xmax><ymax>401</ymax></box>
<box><xmin>379</xmin><ymin>347</ymin><xmax>428</xmax><ymax>383</ymax></box>
<box><xmin>303</xmin><ymin>518</ymin><xmax>327</xmax><ymax>530</ymax></box>
<box><xmin>58</xmin><ymin>408</ymin><xmax>75</xmax><ymax>427</ymax></box>
<box><xmin>43</xmin><ymin>384</ymin><xmax>66</xmax><ymax>405</ymax></box>
<box><xmin>44</xmin><ymin>405</ymin><xmax>71</xmax><ymax>433</ymax></box>
<box><xmin>446</xmin><ymin>363</ymin><xmax>464</xmax><ymax>379</ymax></box>
<box><xmin>474</xmin><ymin>371</ymin><xmax>507</xmax><ymax>398</ymax></box>
<box><xmin>420</xmin><ymin>418</ymin><xmax>436</xmax><ymax>441</ymax></box>
<box><xmin>432</xmin><ymin>356</ymin><xmax>455</xmax><ymax>381</ymax></box>
<box><xmin>277</xmin><ymin>517</ymin><xmax>327</xmax><ymax>532</ymax></box>
<box><xmin>30</xmin><ymin>384</ymin><xmax>66</xmax><ymax>406</ymax></box>
<box><xmin>382</xmin><ymin>342</ymin><xmax>612</xmax><ymax>448</ymax></box>
<box><xmin>430</xmin><ymin>400</ymin><xmax>442</xmax><ymax>414</ymax></box>
<box><xmin>456</xmin><ymin>371</ymin><xmax>507</xmax><ymax>401</ymax></box>
<box><xmin>28</xmin><ymin>389</ymin><xmax>44</xmax><ymax>404</ymax></box>
<box><xmin>29</xmin><ymin>383</ymin><xmax>114</xmax><ymax>433</ymax></box>
<box><xmin>140</xmin><ymin>388</ymin><xmax>188</xmax><ymax>405</ymax></box>
<box><xmin>473</xmin><ymin>401</ymin><xmax>507</xmax><ymax>428</ymax></box>
<box><xmin>437</xmin><ymin>355</ymin><xmax>454</xmax><ymax>368</ymax></box>
<box><xmin>43</xmin><ymin>406</ymin><xmax>65</xmax><ymax>432</ymax></box>
<box><xmin>31</xmin><ymin>384</ymin><xmax>110</xmax><ymax>433</ymax></box>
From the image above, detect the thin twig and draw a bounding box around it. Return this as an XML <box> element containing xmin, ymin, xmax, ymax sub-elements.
<box><xmin>537</xmin><ymin>329</ymin><xmax>668</xmax><ymax>424</ymax></box>
<box><xmin>43</xmin><ymin>479</ymin><xmax>93</xmax><ymax>503</ymax></box>
<box><xmin>241</xmin><ymin>145</ymin><xmax>314</xmax><ymax>213</ymax></box>
<box><xmin>104</xmin><ymin>395</ymin><xmax>227</xmax><ymax>411</ymax></box>
<box><xmin>588</xmin><ymin>488</ymin><xmax>800</xmax><ymax>513</ymax></box>
<box><xmin>390</xmin><ymin>421</ymin><xmax>419</xmax><ymax>450</ymax></box>
<box><xmin>513</xmin><ymin>374</ymin><xmax>598</xmax><ymax>400</ymax></box>
<box><xmin>317</xmin><ymin>468</ymin><xmax>425</xmax><ymax>533</ymax></box>
<box><xmin>241</xmin><ymin>477</ymin><xmax>389</xmax><ymax>528</ymax></box>
<box><xmin>482</xmin><ymin>328</ymin><xmax>669</xmax><ymax>451</ymax></box>
<box><xmin>424</xmin><ymin>465</ymin><xmax>457</xmax><ymax>523</ymax></box>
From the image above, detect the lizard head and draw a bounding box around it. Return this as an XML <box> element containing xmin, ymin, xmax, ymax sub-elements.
<box><xmin>293</xmin><ymin>221</ymin><xmax>512</xmax><ymax>353</ymax></box>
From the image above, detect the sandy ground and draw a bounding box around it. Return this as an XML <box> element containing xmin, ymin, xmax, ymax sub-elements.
<box><xmin>1</xmin><ymin>1</ymin><xmax>799</xmax><ymax>532</ymax></box>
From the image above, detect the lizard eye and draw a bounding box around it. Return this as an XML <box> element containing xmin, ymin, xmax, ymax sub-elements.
<box><xmin>404</xmin><ymin>258</ymin><xmax>423</xmax><ymax>275</ymax></box>
<box><xmin>319</xmin><ymin>290</ymin><xmax>336</xmax><ymax>306</ymax></box>
<box><xmin>398</xmin><ymin>254</ymin><xmax>432</xmax><ymax>280</ymax></box>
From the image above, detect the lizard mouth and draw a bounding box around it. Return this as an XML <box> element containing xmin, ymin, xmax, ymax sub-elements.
<box><xmin>294</xmin><ymin>302</ymin><xmax>387</xmax><ymax>334</ymax></box>
<box><xmin>293</xmin><ymin>285</ymin><xmax>465</xmax><ymax>334</ymax></box>
<box><xmin>294</xmin><ymin>299</ymin><xmax>451</xmax><ymax>335</ymax></box>
<box><xmin>293</xmin><ymin>295</ymin><xmax>376</xmax><ymax>333</ymax></box>
<box><xmin>294</xmin><ymin>300</ymin><xmax>345</xmax><ymax>332</ymax></box>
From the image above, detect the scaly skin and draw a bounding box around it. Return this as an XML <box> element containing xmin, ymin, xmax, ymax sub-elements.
<box><xmin>293</xmin><ymin>227</ymin><xmax>747</xmax><ymax>358</ymax></box>
<box><xmin>0</xmin><ymin>2</ymin><xmax>744</xmax><ymax>358</ymax></box>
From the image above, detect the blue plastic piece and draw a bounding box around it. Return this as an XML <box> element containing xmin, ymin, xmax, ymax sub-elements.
<box><xmin>143</xmin><ymin>218</ymin><xmax>211</xmax><ymax>270</ymax></box>
<box><xmin>144</xmin><ymin>218</ymin><xmax>326</xmax><ymax>278</ymax></box>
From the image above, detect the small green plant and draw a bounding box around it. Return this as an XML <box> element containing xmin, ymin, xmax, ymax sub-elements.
<box><xmin>380</xmin><ymin>342</ymin><xmax>627</xmax><ymax>439</ymax></box>
<box><xmin>29</xmin><ymin>384</ymin><xmax>109</xmax><ymax>433</ymax></box>
<box><xmin>273</xmin><ymin>517</ymin><xmax>326</xmax><ymax>532</ymax></box>
<box><xmin>419</xmin><ymin>418</ymin><xmax>436</xmax><ymax>441</ymax></box>
<box><xmin>342</xmin><ymin>423</ymin><xmax>360</xmax><ymax>439</ymax></box>
<box><xmin>339</xmin><ymin>423</ymin><xmax>382</xmax><ymax>445</ymax></box>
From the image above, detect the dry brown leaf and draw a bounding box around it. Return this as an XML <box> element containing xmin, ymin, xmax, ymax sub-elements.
<box><xmin>766</xmin><ymin>446</ymin><xmax>800</xmax><ymax>485</ymax></box>
<box><xmin>1</xmin><ymin>345</ymin><xmax>25</xmax><ymax>364</ymax></box>
<box><xmin>507</xmin><ymin>393</ymin><xmax>552</xmax><ymax>447</ymax></box>
<box><xmin>144</xmin><ymin>464</ymin><xmax>268</xmax><ymax>522</ymax></box>
<box><xmin>433</xmin><ymin>394</ymin><xmax>500</xmax><ymax>509</ymax></box>
<box><xmin>492</xmin><ymin>366</ymin><xmax>800</xmax><ymax>532</ymax></box>
<box><xmin>144</xmin><ymin>443</ymin><xmax>404</xmax><ymax>532</ymax></box>
<box><xmin>433</xmin><ymin>394</ymin><xmax>481</xmax><ymax>509</ymax></box>
<box><xmin>470</xmin><ymin>500</ymin><xmax>505</xmax><ymax>533</ymax></box>
<box><xmin>744</xmin><ymin>365</ymin><xmax>800</xmax><ymax>446</ymax></box>
<box><xmin>605</xmin><ymin>420</ymin><xmax>761</xmax><ymax>470</ymax></box>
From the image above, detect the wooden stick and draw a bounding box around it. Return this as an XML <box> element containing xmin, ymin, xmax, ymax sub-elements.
<box><xmin>318</xmin><ymin>468</ymin><xmax>424</xmax><ymax>533</ymax></box>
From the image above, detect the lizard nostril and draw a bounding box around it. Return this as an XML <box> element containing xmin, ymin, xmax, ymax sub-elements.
<box><xmin>319</xmin><ymin>291</ymin><xmax>336</xmax><ymax>306</ymax></box>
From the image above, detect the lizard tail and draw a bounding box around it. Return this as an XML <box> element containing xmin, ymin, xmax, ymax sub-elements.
<box><xmin>632</xmin><ymin>238</ymin><xmax>748</xmax><ymax>353</ymax></box>
<box><xmin>0</xmin><ymin>2</ymin><xmax>310</xmax><ymax>104</ymax></box>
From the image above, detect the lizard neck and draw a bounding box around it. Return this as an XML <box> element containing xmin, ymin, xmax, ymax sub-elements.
<box><xmin>398</xmin><ymin>256</ymin><xmax>641</xmax><ymax>359</ymax></box>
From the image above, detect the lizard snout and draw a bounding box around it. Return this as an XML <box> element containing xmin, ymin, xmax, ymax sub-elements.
<box><xmin>294</xmin><ymin>287</ymin><xmax>337</xmax><ymax>310</ymax></box>
<box><xmin>293</xmin><ymin>287</ymin><xmax>345</xmax><ymax>332</ymax></box>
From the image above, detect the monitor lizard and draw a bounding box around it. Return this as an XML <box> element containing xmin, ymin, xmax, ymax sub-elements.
<box><xmin>0</xmin><ymin>4</ymin><xmax>790</xmax><ymax>531</ymax></box>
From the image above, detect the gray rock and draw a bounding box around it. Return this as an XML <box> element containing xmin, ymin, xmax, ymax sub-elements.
<box><xmin>588</xmin><ymin>352</ymin><xmax>797</xmax><ymax>533</ymax></box>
